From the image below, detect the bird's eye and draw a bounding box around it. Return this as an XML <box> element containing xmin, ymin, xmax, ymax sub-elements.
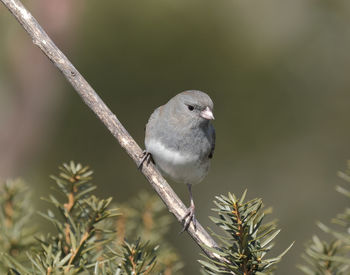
<box><xmin>188</xmin><ymin>105</ymin><xmax>194</xmax><ymax>111</ymax></box>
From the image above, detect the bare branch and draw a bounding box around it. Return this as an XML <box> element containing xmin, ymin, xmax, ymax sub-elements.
<box><xmin>1</xmin><ymin>0</ymin><xmax>227</xmax><ymax>264</ymax></box>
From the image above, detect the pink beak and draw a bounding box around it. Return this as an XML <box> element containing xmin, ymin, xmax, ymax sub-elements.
<box><xmin>200</xmin><ymin>106</ymin><xmax>215</xmax><ymax>120</ymax></box>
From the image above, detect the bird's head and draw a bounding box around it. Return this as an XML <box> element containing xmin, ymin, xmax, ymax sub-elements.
<box><xmin>170</xmin><ymin>90</ymin><xmax>214</xmax><ymax>127</ymax></box>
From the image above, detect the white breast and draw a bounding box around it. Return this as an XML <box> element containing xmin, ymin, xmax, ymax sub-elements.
<box><xmin>146</xmin><ymin>139</ymin><xmax>209</xmax><ymax>184</ymax></box>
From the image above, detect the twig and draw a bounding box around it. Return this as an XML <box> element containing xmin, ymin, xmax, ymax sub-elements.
<box><xmin>0</xmin><ymin>0</ymin><xmax>228</xmax><ymax>265</ymax></box>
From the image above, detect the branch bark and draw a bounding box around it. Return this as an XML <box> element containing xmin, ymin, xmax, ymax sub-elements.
<box><xmin>1</xmin><ymin>0</ymin><xmax>226</xmax><ymax>265</ymax></box>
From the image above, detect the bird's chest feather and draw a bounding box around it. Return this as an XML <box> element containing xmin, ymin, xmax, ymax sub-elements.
<box><xmin>161</xmin><ymin>124</ymin><xmax>211</xmax><ymax>156</ymax></box>
<box><xmin>146</xmin><ymin>128</ymin><xmax>211</xmax><ymax>184</ymax></box>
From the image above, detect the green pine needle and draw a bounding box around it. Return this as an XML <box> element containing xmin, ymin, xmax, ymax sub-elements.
<box><xmin>201</xmin><ymin>190</ymin><xmax>293</xmax><ymax>275</ymax></box>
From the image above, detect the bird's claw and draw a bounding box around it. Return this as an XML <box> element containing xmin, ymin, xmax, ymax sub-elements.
<box><xmin>138</xmin><ymin>150</ymin><xmax>153</xmax><ymax>170</ymax></box>
<box><xmin>181</xmin><ymin>205</ymin><xmax>196</xmax><ymax>233</ymax></box>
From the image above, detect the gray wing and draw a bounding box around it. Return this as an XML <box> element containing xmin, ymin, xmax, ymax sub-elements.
<box><xmin>208</xmin><ymin>123</ymin><xmax>215</xmax><ymax>159</ymax></box>
<box><xmin>145</xmin><ymin>105</ymin><xmax>163</xmax><ymax>147</ymax></box>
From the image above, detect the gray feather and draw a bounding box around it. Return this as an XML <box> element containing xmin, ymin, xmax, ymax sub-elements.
<box><xmin>144</xmin><ymin>90</ymin><xmax>215</xmax><ymax>185</ymax></box>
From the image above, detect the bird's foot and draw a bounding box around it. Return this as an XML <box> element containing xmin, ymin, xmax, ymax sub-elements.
<box><xmin>138</xmin><ymin>150</ymin><xmax>154</xmax><ymax>169</ymax></box>
<box><xmin>181</xmin><ymin>204</ymin><xmax>196</xmax><ymax>233</ymax></box>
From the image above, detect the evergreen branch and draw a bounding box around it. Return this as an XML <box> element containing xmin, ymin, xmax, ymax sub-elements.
<box><xmin>200</xmin><ymin>191</ymin><xmax>293</xmax><ymax>275</ymax></box>
<box><xmin>116</xmin><ymin>191</ymin><xmax>184</xmax><ymax>273</ymax></box>
<box><xmin>0</xmin><ymin>179</ymin><xmax>36</xmax><ymax>273</ymax></box>
<box><xmin>0</xmin><ymin>162</ymin><xmax>182</xmax><ymax>274</ymax></box>
<box><xmin>299</xmin><ymin>161</ymin><xmax>350</xmax><ymax>274</ymax></box>
<box><xmin>0</xmin><ymin>0</ymin><xmax>225</xmax><ymax>265</ymax></box>
<box><xmin>65</xmin><ymin>230</ymin><xmax>90</xmax><ymax>273</ymax></box>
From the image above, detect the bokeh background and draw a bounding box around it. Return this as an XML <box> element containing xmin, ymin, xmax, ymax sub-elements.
<box><xmin>1</xmin><ymin>0</ymin><xmax>350</xmax><ymax>274</ymax></box>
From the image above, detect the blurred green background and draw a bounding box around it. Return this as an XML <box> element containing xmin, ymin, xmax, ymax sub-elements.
<box><xmin>1</xmin><ymin>0</ymin><xmax>350</xmax><ymax>274</ymax></box>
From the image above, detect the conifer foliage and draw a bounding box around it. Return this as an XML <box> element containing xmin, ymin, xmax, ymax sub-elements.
<box><xmin>199</xmin><ymin>191</ymin><xmax>293</xmax><ymax>275</ymax></box>
<box><xmin>299</xmin><ymin>161</ymin><xmax>350</xmax><ymax>275</ymax></box>
<box><xmin>1</xmin><ymin>157</ymin><xmax>349</xmax><ymax>275</ymax></box>
<box><xmin>0</xmin><ymin>162</ymin><xmax>181</xmax><ymax>274</ymax></box>
<box><xmin>0</xmin><ymin>179</ymin><xmax>36</xmax><ymax>273</ymax></box>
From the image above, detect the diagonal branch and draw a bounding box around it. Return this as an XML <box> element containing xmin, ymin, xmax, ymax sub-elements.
<box><xmin>0</xmin><ymin>0</ymin><xmax>228</xmax><ymax>265</ymax></box>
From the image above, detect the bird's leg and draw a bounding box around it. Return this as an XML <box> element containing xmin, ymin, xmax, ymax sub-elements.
<box><xmin>181</xmin><ymin>183</ymin><xmax>197</xmax><ymax>232</ymax></box>
<box><xmin>138</xmin><ymin>150</ymin><xmax>154</xmax><ymax>169</ymax></box>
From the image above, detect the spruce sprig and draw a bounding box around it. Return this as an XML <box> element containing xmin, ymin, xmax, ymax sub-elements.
<box><xmin>0</xmin><ymin>161</ymin><xmax>181</xmax><ymax>274</ymax></box>
<box><xmin>117</xmin><ymin>191</ymin><xmax>183</xmax><ymax>273</ymax></box>
<box><xmin>0</xmin><ymin>179</ymin><xmax>36</xmax><ymax>273</ymax></box>
<box><xmin>200</xmin><ymin>190</ymin><xmax>293</xmax><ymax>275</ymax></box>
<box><xmin>20</xmin><ymin>161</ymin><xmax>118</xmax><ymax>274</ymax></box>
<box><xmin>299</xmin><ymin>161</ymin><xmax>350</xmax><ymax>275</ymax></box>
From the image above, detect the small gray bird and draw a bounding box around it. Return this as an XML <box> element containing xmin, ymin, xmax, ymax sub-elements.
<box><xmin>140</xmin><ymin>90</ymin><xmax>215</xmax><ymax>231</ymax></box>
